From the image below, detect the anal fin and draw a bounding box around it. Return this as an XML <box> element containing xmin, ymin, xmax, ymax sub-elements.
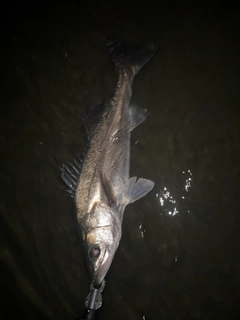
<box><xmin>129</xmin><ymin>103</ymin><xmax>149</xmax><ymax>131</ymax></box>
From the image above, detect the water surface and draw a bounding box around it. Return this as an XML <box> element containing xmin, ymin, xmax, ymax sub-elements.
<box><xmin>1</xmin><ymin>2</ymin><xmax>240</xmax><ymax>320</ymax></box>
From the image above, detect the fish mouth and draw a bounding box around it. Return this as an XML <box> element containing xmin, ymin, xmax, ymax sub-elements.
<box><xmin>93</xmin><ymin>250</ymin><xmax>114</xmax><ymax>287</ymax></box>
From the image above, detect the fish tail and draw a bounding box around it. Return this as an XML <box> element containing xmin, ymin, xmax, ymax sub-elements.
<box><xmin>105</xmin><ymin>37</ymin><xmax>158</xmax><ymax>81</ymax></box>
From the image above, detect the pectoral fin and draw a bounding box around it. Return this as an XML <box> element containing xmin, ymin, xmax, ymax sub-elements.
<box><xmin>99</xmin><ymin>172</ymin><xmax>117</xmax><ymax>207</ymax></box>
<box><xmin>127</xmin><ymin>177</ymin><xmax>154</xmax><ymax>204</ymax></box>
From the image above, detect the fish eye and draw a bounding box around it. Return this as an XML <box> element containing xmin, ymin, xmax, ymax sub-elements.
<box><xmin>89</xmin><ymin>245</ymin><xmax>101</xmax><ymax>259</ymax></box>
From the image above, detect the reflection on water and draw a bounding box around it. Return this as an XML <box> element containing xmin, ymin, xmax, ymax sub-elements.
<box><xmin>138</xmin><ymin>224</ymin><xmax>146</xmax><ymax>238</ymax></box>
<box><xmin>156</xmin><ymin>169</ymin><xmax>193</xmax><ymax>216</ymax></box>
<box><xmin>183</xmin><ymin>169</ymin><xmax>192</xmax><ymax>192</ymax></box>
<box><xmin>158</xmin><ymin>186</ymin><xmax>179</xmax><ymax>216</ymax></box>
<box><xmin>1</xmin><ymin>2</ymin><xmax>240</xmax><ymax>320</ymax></box>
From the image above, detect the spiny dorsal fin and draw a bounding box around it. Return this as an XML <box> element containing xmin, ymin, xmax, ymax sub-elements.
<box><xmin>60</xmin><ymin>157</ymin><xmax>82</xmax><ymax>197</ymax></box>
<box><xmin>127</xmin><ymin>177</ymin><xmax>154</xmax><ymax>204</ymax></box>
<box><xmin>129</xmin><ymin>103</ymin><xmax>149</xmax><ymax>131</ymax></box>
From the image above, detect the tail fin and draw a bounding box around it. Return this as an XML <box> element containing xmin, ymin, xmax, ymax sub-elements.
<box><xmin>105</xmin><ymin>37</ymin><xmax>157</xmax><ymax>80</ymax></box>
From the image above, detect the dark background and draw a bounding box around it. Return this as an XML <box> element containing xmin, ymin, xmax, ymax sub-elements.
<box><xmin>1</xmin><ymin>1</ymin><xmax>240</xmax><ymax>319</ymax></box>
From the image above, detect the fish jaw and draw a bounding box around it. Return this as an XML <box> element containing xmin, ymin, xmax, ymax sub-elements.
<box><xmin>93</xmin><ymin>248</ymin><xmax>115</xmax><ymax>287</ymax></box>
<box><xmin>81</xmin><ymin>203</ymin><xmax>122</xmax><ymax>286</ymax></box>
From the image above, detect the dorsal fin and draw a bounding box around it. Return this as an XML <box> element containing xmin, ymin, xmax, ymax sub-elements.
<box><xmin>82</xmin><ymin>103</ymin><xmax>106</xmax><ymax>138</ymax></box>
<box><xmin>60</xmin><ymin>157</ymin><xmax>82</xmax><ymax>197</ymax></box>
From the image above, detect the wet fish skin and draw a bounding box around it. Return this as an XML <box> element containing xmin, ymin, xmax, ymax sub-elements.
<box><xmin>61</xmin><ymin>38</ymin><xmax>157</xmax><ymax>286</ymax></box>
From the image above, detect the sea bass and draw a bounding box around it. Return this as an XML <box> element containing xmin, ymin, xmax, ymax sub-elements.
<box><xmin>61</xmin><ymin>38</ymin><xmax>157</xmax><ymax>287</ymax></box>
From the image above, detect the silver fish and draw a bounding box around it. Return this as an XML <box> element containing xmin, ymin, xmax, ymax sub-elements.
<box><xmin>61</xmin><ymin>38</ymin><xmax>157</xmax><ymax>287</ymax></box>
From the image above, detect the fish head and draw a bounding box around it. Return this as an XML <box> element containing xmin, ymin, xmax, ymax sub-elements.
<box><xmin>81</xmin><ymin>203</ymin><xmax>122</xmax><ymax>287</ymax></box>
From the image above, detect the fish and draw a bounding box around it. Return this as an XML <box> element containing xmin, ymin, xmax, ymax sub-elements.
<box><xmin>61</xmin><ymin>38</ymin><xmax>157</xmax><ymax>287</ymax></box>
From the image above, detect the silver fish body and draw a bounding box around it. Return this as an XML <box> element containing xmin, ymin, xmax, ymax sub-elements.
<box><xmin>61</xmin><ymin>38</ymin><xmax>157</xmax><ymax>286</ymax></box>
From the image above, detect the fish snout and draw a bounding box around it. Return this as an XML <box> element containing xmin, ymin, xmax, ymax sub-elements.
<box><xmin>92</xmin><ymin>249</ymin><xmax>115</xmax><ymax>287</ymax></box>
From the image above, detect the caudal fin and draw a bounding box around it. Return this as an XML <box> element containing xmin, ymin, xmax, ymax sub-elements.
<box><xmin>105</xmin><ymin>37</ymin><xmax>157</xmax><ymax>80</ymax></box>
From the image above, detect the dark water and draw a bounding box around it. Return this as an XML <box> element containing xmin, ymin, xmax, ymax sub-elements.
<box><xmin>1</xmin><ymin>2</ymin><xmax>240</xmax><ymax>320</ymax></box>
